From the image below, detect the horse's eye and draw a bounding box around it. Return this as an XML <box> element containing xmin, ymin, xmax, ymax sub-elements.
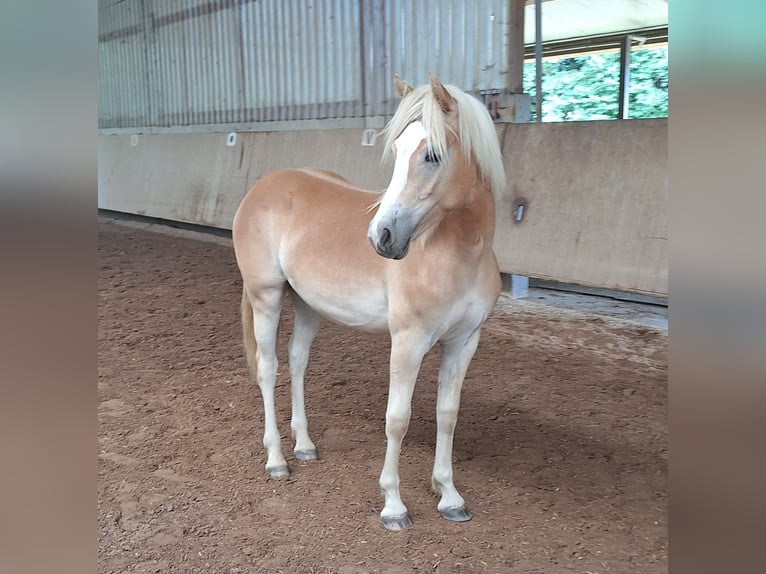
<box><xmin>424</xmin><ymin>149</ymin><xmax>441</xmax><ymax>164</ymax></box>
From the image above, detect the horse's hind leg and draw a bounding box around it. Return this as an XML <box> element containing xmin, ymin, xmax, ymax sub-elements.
<box><xmin>247</xmin><ymin>284</ymin><xmax>289</xmax><ymax>478</ymax></box>
<box><xmin>431</xmin><ymin>328</ymin><xmax>481</xmax><ymax>522</ymax></box>
<box><xmin>288</xmin><ymin>290</ymin><xmax>320</xmax><ymax>460</ymax></box>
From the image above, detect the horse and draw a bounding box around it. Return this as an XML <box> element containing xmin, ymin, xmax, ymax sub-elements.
<box><xmin>232</xmin><ymin>73</ymin><xmax>506</xmax><ymax>531</ymax></box>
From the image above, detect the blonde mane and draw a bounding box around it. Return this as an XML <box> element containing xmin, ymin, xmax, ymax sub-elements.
<box><xmin>383</xmin><ymin>84</ymin><xmax>507</xmax><ymax>199</ymax></box>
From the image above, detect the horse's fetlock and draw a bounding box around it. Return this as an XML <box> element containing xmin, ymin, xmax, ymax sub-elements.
<box><xmin>379</xmin><ymin>475</ymin><xmax>399</xmax><ymax>493</ymax></box>
<box><xmin>432</xmin><ymin>470</ymin><xmax>452</xmax><ymax>488</ymax></box>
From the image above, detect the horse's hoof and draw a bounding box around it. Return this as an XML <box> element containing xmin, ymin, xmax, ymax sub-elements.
<box><xmin>267</xmin><ymin>466</ymin><xmax>289</xmax><ymax>479</ymax></box>
<box><xmin>439</xmin><ymin>506</ymin><xmax>472</xmax><ymax>522</ymax></box>
<box><xmin>295</xmin><ymin>449</ymin><xmax>318</xmax><ymax>461</ymax></box>
<box><xmin>381</xmin><ymin>513</ymin><xmax>413</xmax><ymax>531</ymax></box>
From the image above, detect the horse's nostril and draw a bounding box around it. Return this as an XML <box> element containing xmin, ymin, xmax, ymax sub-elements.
<box><xmin>380</xmin><ymin>227</ymin><xmax>392</xmax><ymax>247</ymax></box>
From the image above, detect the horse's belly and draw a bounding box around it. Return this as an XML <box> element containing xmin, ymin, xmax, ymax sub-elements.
<box><xmin>289</xmin><ymin>280</ymin><xmax>389</xmax><ymax>333</ymax></box>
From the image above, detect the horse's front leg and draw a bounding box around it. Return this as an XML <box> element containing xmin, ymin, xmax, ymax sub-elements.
<box><xmin>431</xmin><ymin>328</ymin><xmax>481</xmax><ymax>522</ymax></box>
<box><xmin>379</xmin><ymin>330</ymin><xmax>428</xmax><ymax>531</ymax></box>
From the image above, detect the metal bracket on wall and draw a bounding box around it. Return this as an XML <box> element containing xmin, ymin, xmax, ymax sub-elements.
<box><xmin>512</xmin><ymin>197</ymin><xmax>528</xmax><ymax>223</ymax></box>
<box><xmin>361</xmin><ymin>128</ymin><xmax>379</xmax><ymax>147</ymax></box>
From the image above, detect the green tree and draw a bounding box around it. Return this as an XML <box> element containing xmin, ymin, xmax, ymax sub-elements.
<box><xmin>629</xmin><ymin>47</ymin><xmax>669</xmax><ymax>118</ymax></box>
<box><xmin>523</xmin><ymin>46</ymin><xmax>668</xmax><ymax>121</ymax></box>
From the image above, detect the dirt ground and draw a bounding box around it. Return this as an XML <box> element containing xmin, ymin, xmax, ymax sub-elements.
<box><xmin>98</xmin><ymin>222</ymin><xmax>667</xmax><ymax>574</ymax></box>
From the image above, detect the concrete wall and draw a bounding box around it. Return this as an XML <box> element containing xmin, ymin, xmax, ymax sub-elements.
<box><xmin>98</xmin><ymin>119</ymin><xmax>667</xmax><ymax>296</ymax></box>
<box><xmin>97</xmin><ymin>130</ymin><xmax>391</xmax><ymax>229</ymax></box>
<box><xmin>495</xmin><ymin>120</ymin><xmax>667</xmax><ymax>296</ymax></box>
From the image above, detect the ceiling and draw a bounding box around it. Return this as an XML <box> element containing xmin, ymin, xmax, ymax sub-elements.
<box><xmin>523</xmin><ymin>0</ymin><xmax>668</xmax><ymax>44</ymax></box>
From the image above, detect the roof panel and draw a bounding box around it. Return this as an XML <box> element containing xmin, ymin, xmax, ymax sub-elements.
<box><xmin>524</xmin><ymin>0</ymin><xmax>668</xmax><ymax>44</ymax></box>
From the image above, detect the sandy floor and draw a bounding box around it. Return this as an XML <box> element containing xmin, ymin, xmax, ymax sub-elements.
<box><xmin>98</xmin><ymin>221</ymin><xmax>667</xmax><ymax>574</ymax></box>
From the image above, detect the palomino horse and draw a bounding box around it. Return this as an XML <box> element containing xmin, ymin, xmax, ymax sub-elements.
<box><xmin>232</xmin><ymin>74</ymin><xmax>505</xmax><ymax>531</ymax></box>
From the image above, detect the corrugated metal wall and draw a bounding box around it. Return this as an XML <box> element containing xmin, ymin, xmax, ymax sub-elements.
<box><xmin>369</xmin><ymin>0</ymin><xmax>508</xmax><ymax>116</ymax></box>
<box><xmin>98</xmin><ymin>0</ymin><xmax>508</xmax><ymax>130</ymax></box>
<box><xmin>99</xmin><ymin>0</ymin><xmax>150</xmax><ymax>128</ymax></box>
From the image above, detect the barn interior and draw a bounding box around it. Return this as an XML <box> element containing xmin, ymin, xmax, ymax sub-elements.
<box><xmin>98</xmin><ymin>4</ymin><xmax>669</xmax><ymax>570</ymax></box>
<box><xmin>98</xmin><ymin>0</ymin><xmax>668</xmax><ymax>314</ymax></box>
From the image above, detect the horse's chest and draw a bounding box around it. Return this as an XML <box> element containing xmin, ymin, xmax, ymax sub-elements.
<box><xmin>441</xmin><ymin>289</ymin><xmax>495</xmax><ymax>332</ymax></box>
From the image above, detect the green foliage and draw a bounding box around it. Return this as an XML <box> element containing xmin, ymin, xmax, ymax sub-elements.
<box><xmin>523</xmin><ymin>46</ymin><xmax>668</xmax><ymax>121</ymax></box>
<box><xmin>628</xmin><ymin>47</ymin><xmax>669</xmax><ymax>119</ymax></box>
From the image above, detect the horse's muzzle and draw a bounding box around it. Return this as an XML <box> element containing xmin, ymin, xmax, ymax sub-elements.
<box><xmin>367</xmin><ymin>206</ymin><xmax>418</xmax><ymax>260</ymax></box>
<box><xmin>369</xmin><ymin>229</ymin><xmax>410</xmax><ymax>260</ymax></box>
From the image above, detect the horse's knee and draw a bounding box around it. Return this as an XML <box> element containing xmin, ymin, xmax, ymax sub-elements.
<box><xmin>385</xmin><ymin>411</ymin><xmax>411</xmax><ymax>439</ymax></box>
<box><xmin>257</xmin><ymin>357</ymin><xmax>278</xmax><ymax>386</ymax></box>
<box><xmin>436</xmin><ymin>406</ymin><xmax>459</xmax><ymax>429</ymax></box>
<box><xmin>288</xmin><ymin>346</ymin><xmax>308</xmax><ymax>374</ymax></box>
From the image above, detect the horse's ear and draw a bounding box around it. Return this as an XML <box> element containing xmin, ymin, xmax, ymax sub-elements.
<box><xmin>394</xmin><ymin>74</ymin><xmax>413</xmax><ymax>98</ymax></box>
<box><xmin>429</xmin><ymin>72</ymin><xmax>455</xmax><ymax>113</ymax></box>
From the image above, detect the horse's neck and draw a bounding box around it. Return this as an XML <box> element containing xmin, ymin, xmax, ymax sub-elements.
<box><xmin>435</xmin><ymin>181</ymin><xmax>496</xmax><ymax>250</ymax></box>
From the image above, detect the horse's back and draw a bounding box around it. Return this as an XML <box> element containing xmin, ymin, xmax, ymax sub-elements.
<box><xmin>237</xmin><ymin>169</ymin><xmax>356</xmax><ymax>240</ymax></box>
<box><xmin>236</xmin><ymin>167</ymin><xmax>373</xmax><ymax>216</ymax></box>
<box><xmin>297</xmin><ymin>167</ymin><xmax>353</xmax><ymax>186</ymax></box>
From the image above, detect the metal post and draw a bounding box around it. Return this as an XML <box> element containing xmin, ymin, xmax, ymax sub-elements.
<box><xmin>534</xmin><ymin>0</ymin><xmax>543</xmax><ymax>122</ymax></box>
<box><xmin>495</xmin><ymin>0</ymin><xmax>530</xmax><ymax>123</ymax></box>
<box><xmin>618</xmin><ymin>35</ymin><xmax>631</xmax><ymax>119</ymax></box>
<box><xmin>504</xmin><ymin>0</ymin><xmax>531</xmax><ymax>298</ymax></box>
<box><xmin>507</xmin><ymin>0</ymin><xmax>525</xmax><ymax>94</ymax></box>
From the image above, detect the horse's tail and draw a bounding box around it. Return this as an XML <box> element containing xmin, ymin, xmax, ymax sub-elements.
<box><xmin>241</xmin><ymin>285</ymin><xmax>258</xmax><ymax>379</ymax></box>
